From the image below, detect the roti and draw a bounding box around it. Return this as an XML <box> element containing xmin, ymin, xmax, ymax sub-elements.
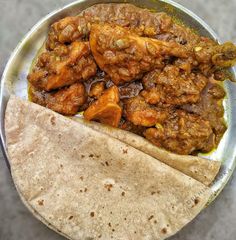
<box><xmin>5</xmin><ymin>96</ymin><xmax>212</xmax><ymax>240</ymax></box>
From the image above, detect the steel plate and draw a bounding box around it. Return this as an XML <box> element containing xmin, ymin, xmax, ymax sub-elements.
<box><xmin>0</xmin><ymin>0</ymin><xmax>236</xmax><ymax>204</ymax></box>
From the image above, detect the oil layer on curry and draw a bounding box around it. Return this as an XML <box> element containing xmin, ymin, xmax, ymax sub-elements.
<box><xmin>28</xmin><ymin>4</ymin><xmax>236</xmax><ymax>155</ymax></box>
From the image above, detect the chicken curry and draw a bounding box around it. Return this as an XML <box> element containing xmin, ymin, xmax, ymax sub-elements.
<box><xmin>28</xmin><ymin>4</ymin><xmax>236</xmax><ymax>155</ymax></box>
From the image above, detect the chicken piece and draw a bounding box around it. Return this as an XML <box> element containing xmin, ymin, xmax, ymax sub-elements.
<box><xmin>30</xmin><ymin>83</ymin><xmax>87</xmax><ymax>115</ymax></box>
<box><xmin>181</xmin><ymin>82</ymin><xmax>226</xmax><ymax>145</ymax></box>
<box><xmin>84</xmin><ymin>86</ymin><xmax>122</xmax><ymax>127</ymax></box>
<box><xmin>90</xmin><ymin>24</ymin><xmax>190</xmax><ymax>85</ymax></box>
<box><xmin>46</xmin><ymin>16</ymin><xmax>90</xmax><ymax>50</ymax></box>
<box><xmin>83</xmin><ymin>3</ymin><xmax>172</xmax><ymax>36</ymax></box>
<box><xmin>144</xmin><ymin>110</ymin><xmax>214</xmax><ymax>155</ymax></box>
<box><xmin>28</xmin><ymin>42</ymin><xmax>97</xmax><ymax>91</ymax></box>
<box><xmin>123</xmin><ymin>96</ymin><xmax>167</xmax><ymax>127</ymax></box>
<box><xmin>212</xmin><ymin>42</ymin><xmax>236</xmax><ymax>67</ymax></box>
<box><xmin>83</xmin><ymin>3</ymin><xmax>202</xmax><ymax>45</ymax></box>
<box><xmin>194</xmin><ymin>42</ymin><xmax>236</xmax><ymax>67</ymax></box>
<box><xmin>141</xmin><ymin>65</ymin><xmax>208</xmax><ymax>105</ymax></box>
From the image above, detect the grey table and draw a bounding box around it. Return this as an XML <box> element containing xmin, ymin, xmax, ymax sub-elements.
<box><xmin>0</xmin><ymin>0</ymin><xmax>236</xmax><ymax>239</ymax></box>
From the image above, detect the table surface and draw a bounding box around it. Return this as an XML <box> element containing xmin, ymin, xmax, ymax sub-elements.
<box><xmin>0</xmin><ymin>0</ymin><xmax>236</xmax><ymax>239</ymax></box>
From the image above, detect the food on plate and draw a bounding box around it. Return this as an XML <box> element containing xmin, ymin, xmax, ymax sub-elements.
<box><xmin>28</xmin><ymin>3</ymin><xmax>236</xmax><ymax>155</ymax></box>
<box><xmin>46</xmin><ymin>16</ymin><xmax>90</xmax><ymax>50</ymax></box>
<box><xmin>143</xmin><ymin>110</ymin><xmax>214</xmax><ymax>155</ymax></box>
<box><xmin>84</xmin><ymin>86</ymin><xmax>122</xmax><ymax>127</ymax></box>
<box><xmin>123</xmin><ymin>95</ymin><xmax>167</xmax><ymax>127</ymax></box>
<box><xmin>28</xmin><ymin>41</ymin><xmax>97</xmax><ymax>91</ymax></box>
<box><xmin>141</xmin><ymin>66</ymin><xmax>208</xmax><ymax>105</ymax></box>
<box><xmin>90</xmin><ymin>23</ymin><xmax>189</xmax><ymax>85</ymax></box>
<box><xmin>74</xmin><ymin>117</ymin><xmax>221</xmax><ymax>186</ymax></box>
<box><xmin>5</xmin><ymin>96</ymin><xmax>212</xmax><ymax>240</ymax></box>
<box><xmin>30</xmin><ymin>83</ymin><xmax>87</xmax><ymax>115</ymax></box>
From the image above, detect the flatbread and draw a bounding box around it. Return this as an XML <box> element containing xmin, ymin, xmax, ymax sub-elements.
<box><xmin>5</xmin><ymin>96</ymin><xmax>212</xmax><ymax>240</ymax></box>
<box><xmin>15</xmin><ymin>184</ymin><xmax>72</xmax><ymax>240</ymax></box>
<box><xmin>73</xmin><ymin>118</ymin><xmax>221</xmax><ymax>186</ymax></box>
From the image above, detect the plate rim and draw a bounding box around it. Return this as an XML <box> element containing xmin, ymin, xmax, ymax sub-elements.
<box><xmin>0</xmin><ymin>0</ymin><xmax>236</xmax><ymax>204</ymax></box>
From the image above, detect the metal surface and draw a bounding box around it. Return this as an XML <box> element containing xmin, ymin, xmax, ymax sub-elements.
<box><xmin>0</xmin><ymin>0</ymin><xmax>236</xmax><ymax>204</ymax></box>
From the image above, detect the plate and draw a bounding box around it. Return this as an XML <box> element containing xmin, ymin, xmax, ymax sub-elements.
<box><xmin>0</xmin><ymin>0</ymin><xmax>236</xmax><ymax>204</ymax></box>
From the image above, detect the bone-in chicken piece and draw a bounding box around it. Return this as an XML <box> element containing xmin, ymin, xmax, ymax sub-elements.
<box><xmin>90</xmin><ymin>24</ymin><xmax>190</xmax><ymax>85</ymax></box>
<box><xmin>30</xmin><ymin>83</ymin><xmax>87</xmax><ymax>115</ymax></box>
<box><xmin>84</xmin><ymin>86</ymin><xmax>122</xmax><ymax>127</ymax></box>
<box><xmin>46</xmin><ymin>16</ymin><xmax>90</xmax><ymax>50</ymax></box>
<box><xmin>28</xmin><ymin>42</ymin><xmax>97</xmax><ymax>91</ymax></box>
<box><xmin>194</xmin><ymin>41</ymin><xmax>236</xmax><ymax>68</ymax></box>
